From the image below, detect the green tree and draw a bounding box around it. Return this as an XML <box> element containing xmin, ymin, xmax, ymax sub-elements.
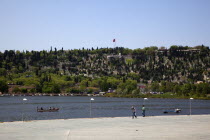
<box><xmin>0</xmin><ymin>68</ymin><xmax>7</xmax><ymax>76</ymax></box>
<box><xmin>52</xmin><ymin>83</ymin><xmax>61</xmax><ymax>93</ymax></box>
<box><xmin>151</xmin><ymin>82</ymin><xmax>160</xmax><ymax>91</ymax></box>
<box><xmin>181</xmin><ymin>84</ymin><xmax>192</xmax><ymax>96</ymax></box>
<box><xmin>0</xmin><ymin>80</ymin><xmax>8</xmax><ymax>93</ymax></box>
<box><xmin>20</xmin><ymin>88</ymin><xmax>27</xmax><ymax>93</ymax></box>
<box><xmin>36</xmin><ymin>84</ymin><xmax>42</xmax><ymax>93</ymax></box>
<box><xmin>12</xmin><ymin>87</ymin><xmax>21</xmax><ymax>93</ymax></box>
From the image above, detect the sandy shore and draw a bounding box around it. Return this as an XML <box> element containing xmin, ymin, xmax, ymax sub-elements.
<box><xmin>1</xmin><ymin>115</ymin><xmax>210</xmax><ymax>140</ymax></box>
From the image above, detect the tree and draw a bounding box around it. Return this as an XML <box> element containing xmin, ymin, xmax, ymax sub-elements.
<box><xmin>12</xmin><ymin>87</ymin><xmax>21</xmax><ymax>93</ymax></box>
<box><xmin>151</xmin><ymin>82</ymin><xmax>160</xmax><ymax>91</ymax></box>
<box><xmin>132</xmin><ymin>89</ymin><xmax>140</xmax><ymax>95</ymax></box>
<box><xmin>0</xmin><ymin>80</ymin><xmax>8</xmax><ymax>93</ymax></box>
<box><xmin>99</xmin><ymin>79</ymin><xmax>109</xmax><ymax>91</ymax></box>
<box><xmin>36</xmin><ymin>84</ymin><xmax>42</xmax><ymax>93</ymax></box>
<box><xmin>52</xmin><ymin>83</ymin><xmax>61</xmax><ymax>93</ymax></box>
<box><xmin>181</xmin><ymin>84</ymin><xmax>192</xmax><ymax>96</ymax></box>
<box><xmin>0</xmin><ymin>68</ymin><xmax>7</xmax><ymax>76</ymax></box>
<box><xmin>20</xmin><ymin>88</ymin><xmax>27</xmax><ymax>93</ymax></box>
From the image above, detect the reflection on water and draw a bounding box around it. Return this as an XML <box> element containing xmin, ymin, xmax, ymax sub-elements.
<box><xmin>0</xmin><ymin>96</ymin><xmax>210</xmax><ymax>122</ymax></box>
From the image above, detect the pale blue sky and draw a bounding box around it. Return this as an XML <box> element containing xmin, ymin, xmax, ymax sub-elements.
<box><xmin>0</xmin><ymin>0</ymin><xmax>210</xmax><ymax>51</ymax></box>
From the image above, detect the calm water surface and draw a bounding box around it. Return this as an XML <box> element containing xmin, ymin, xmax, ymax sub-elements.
<box><xmin>0</xmin><ymin>96</ymin><xmax>210</xmax><ymax>122</ymax></box>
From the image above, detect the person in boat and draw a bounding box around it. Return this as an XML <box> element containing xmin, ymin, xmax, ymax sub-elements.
<box><xmin>41</xmin><ymin>107</ymin><xmax>43</xmax><ymax>110</ymax></box>
<box><xmin>49</xmin><ymin>107</ymin><xmax>52</xmax><ymax>110</ymax></box>
<box><xmin>131</xmin><ymin>106</ymin><xmax>137</xmax><ymax>119</ymax></box>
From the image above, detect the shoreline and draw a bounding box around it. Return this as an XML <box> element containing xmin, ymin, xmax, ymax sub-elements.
<box><xmin>1</xmin><ymin>94</ymin><xmax>210</xmax><ymax>100</ymax></box>
<box><xmin>1</xmin><ymin>114</ymin><xmax>209</xmax><ymax>123</ymax></box>
<box><xmin>105</xmin><ymin>94</ymin><xmax>210</xmax><ymax>100</ymax></box>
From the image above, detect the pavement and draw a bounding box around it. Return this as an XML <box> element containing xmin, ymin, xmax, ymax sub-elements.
<box><xmin>1</xmin><ymin>115</ymin><xmax>210</xmax><ymax>140</ymax></box>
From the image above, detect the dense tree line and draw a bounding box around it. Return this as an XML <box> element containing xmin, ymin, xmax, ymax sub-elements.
<box><xmin>0</xmin><ymin>45</ymin><xmax>209</xmax><ymax>99</ymax></box>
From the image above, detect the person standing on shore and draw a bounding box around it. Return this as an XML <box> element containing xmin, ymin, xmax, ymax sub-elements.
<box><xmin>131</xmin><ymin>106</ymin><xmax>137</xmax><ymax>119</ymax></box>
<box><xmin>142</xmin><ymin>105</ymin><xmax>146</xmax><ymax>117</ymax></box>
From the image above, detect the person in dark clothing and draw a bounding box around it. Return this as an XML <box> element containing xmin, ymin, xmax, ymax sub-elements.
<box><xmin>142</xmin><ymin>105</ymin><xmax>146</xmax><ymax>117</ymax></box>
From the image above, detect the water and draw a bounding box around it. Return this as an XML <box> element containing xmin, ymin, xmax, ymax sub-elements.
<box><xmin>0</xmin><ymin>96</ymin><xmax>210</xmax><ymax>122</ymax></box>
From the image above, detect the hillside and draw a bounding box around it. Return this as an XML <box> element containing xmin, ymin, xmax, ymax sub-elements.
<box><xmin>0</xmin><ymin>45</ymin><xmax>209</xmax><ymax>98</ymax></box>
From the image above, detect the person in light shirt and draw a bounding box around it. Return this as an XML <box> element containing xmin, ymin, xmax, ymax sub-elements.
<box><xmin>131</xmin><ymin>106</ymin><xmax>137</xmax><ymax>119</ymax></box>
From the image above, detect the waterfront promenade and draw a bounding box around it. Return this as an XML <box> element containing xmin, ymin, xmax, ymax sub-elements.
<box><xmin>1</xmin><ymin>115</ymin><xmax>210</xmax><ymax>140</ymax></box>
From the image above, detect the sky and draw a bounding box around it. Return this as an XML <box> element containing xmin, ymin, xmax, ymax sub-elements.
<box><xmin>0</xmin><ymin>0</ymin><xmax>210</xmax><ymax>51</ymax></box>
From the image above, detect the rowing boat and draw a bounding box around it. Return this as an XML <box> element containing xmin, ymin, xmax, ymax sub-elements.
<box><xmin>37</xmin><ymin>107</ymin><xmax>59</xmax><ymax>112</ymax></box>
